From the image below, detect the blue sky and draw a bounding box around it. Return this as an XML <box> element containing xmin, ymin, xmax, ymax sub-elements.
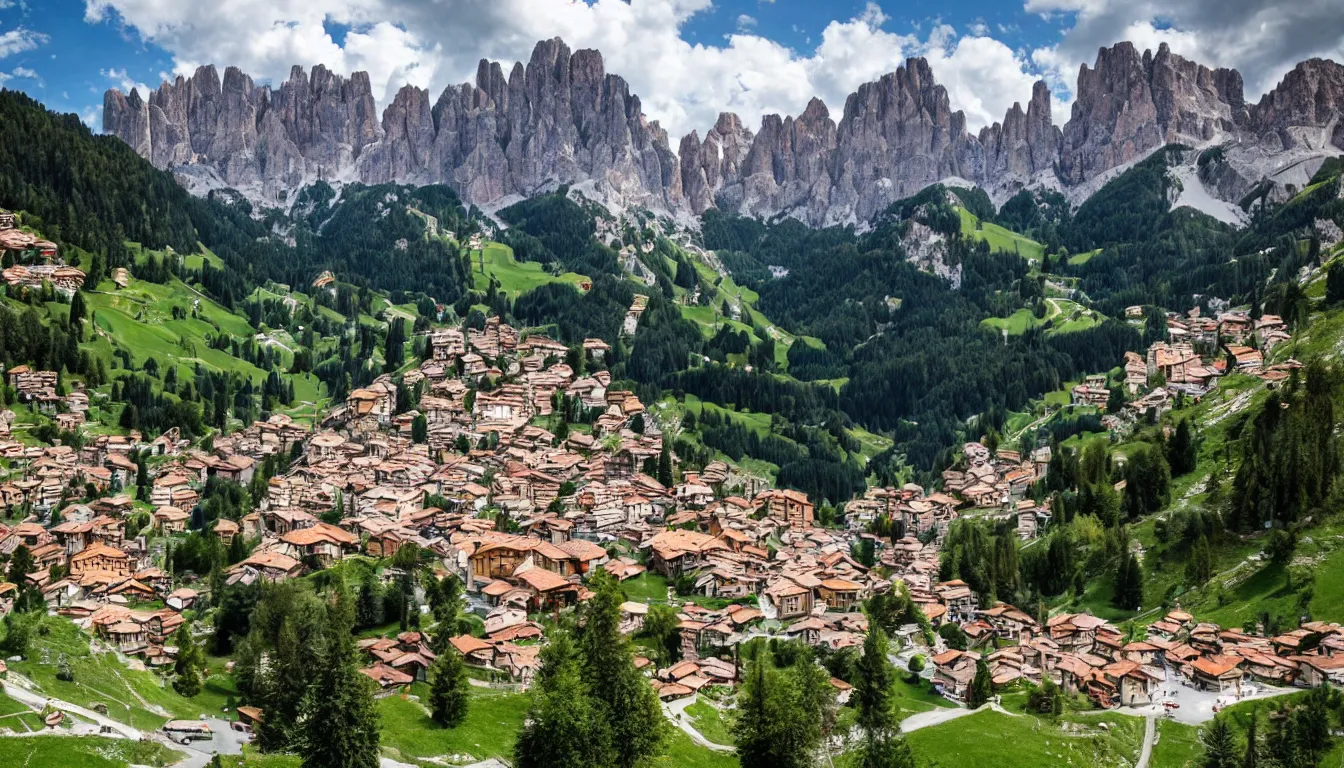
<box><xmin>1</xmin><ymin>0</ymin><xmax>1339</xmax><ymax>138</ymax></box>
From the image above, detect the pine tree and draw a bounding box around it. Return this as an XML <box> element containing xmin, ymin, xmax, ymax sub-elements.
<box><xmin>1243</xmin><ymin>707</ymin><xmax>1260</xmax><ymax>768</ymax></box>
<box><xmin>355</xmin><ymin>573</ymin><xmax>383</xmax><ymax>630</ymax></box>
<box><xmin>734</xmin><ymin>653</ymin><xmax>787</xmax><ymax>768</ymax></box>
<box><xmin>657</xmin><ymin>442</ymin><xmax>673</xmax><ymax>488</ymax></box>
<box><xmin>257</xmin><ymin>619</ymin><xmax>306</xmax><ymax>752</ymax></box>
<box><xmin>515</xmin><ymin>632</ymin><xmax>605</xmax><ymax>768</ymax></box>
<box><xmin>853</xmin><ymin>624</ymin><xmax>917</xmax><ymax>768</ymax></box>
<box><xmin>858</xmin><ymin>730</ymin><xmax>917</xmax><ymax>768</ymax></box>
<box><xmin>733</xmin><ymin>647</ymin><xmax>830</xmax><ymax>768</ymax></box>
<box><xmin>7</xmin><ymin>545</ymin><xmax>34</xmax><ymax>584</ymax></box>
<box><xmin>1187</xmin><ymin>535</ymin><xmax>1214</xmax><ymax>586</ymax></box>
<box><xmin>69</xmin><ymin>291</ymin><xmax>87</xmax><ymax>341</ymax></box>
<box><xmin>969</xmin><ymin>656</ymin><xmax>992</xmax><ymax>708</ymax></box>
<box><xmin>171</xmin><ymin>624</ymin><xmax>205</xmax><ymax>697</ymax></box>
<box><xmin>1201</xmin><ymin>714</ymin><xmax>1238</xmax><ymax>768</ymax></box>
<box><xmin>1169</xmin><ymin>418</ymin><xmax>1197</xmax><ymax>476</ymax></box>
<box><xmin>298</xmin><ymin>608</ymin><xmax>380</xmax><ymax>768</ymax></box>
<box><xmin>428</xmin><ymin>650</ymin><xmax>470</xmax><ymax>728</ymax></box>
<box><xmin>578</xmin><ymin>575</ymin><xmax>667</xmax><ymax>768</ymax></box>
<box><xmin>1113</xmin><ymin>551</ymin><xmax>1143</xmax><ymax>611</ymax></box>
<box><xmin>854</xmin><ymin>626</ymin><xmax>895</xmax><ymax>733</ymax></box>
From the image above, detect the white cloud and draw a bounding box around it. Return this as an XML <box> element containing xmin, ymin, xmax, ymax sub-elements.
<box><xmin>81</xmin><ymin>104</ymin><xmax>103</xmax><ymax>129</ymax></box>
<box><xmin>80</xmin><ymin>0</ymin><xmax>1061</xmax><ymax>139</ymax></box>
<box><xmin>1024</xmin><ymin>0</ymin><xmax>1344</xmax><ymax>100</ymax></box>
<box><xmin>736</xmin><ymin>14</ymin><xmax>757</xmax><ymax>32</ymax></box>
<box><xmin>100</xmin><ymin>67</ymin><xmax>150</xmax><ymax>98</ymax></box>
<box><xmin>0</xmin><ymin>27</ymin><xmax>49</xmax><ymax>59</ymax></box>
<box><xmin>0</xmin><ymin>65</ymin><xmax>40</xmax><ymax>87</ymax></box>
<box><xmin>968</xmin><ymin>20</ymin><xmax>990</xmax><ymax>37</ymax></box>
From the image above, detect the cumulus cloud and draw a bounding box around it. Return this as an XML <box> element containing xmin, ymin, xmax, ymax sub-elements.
<box><xmin>1026</xmin><ymin>0</ymin><xmax>1344</xmax><ymax>99</ymax></box>
<box><xmin>10</xmin><ymin>66</ymin><xmax>40</xmax><ymax>84</ymax></box>
<box><xmin>81</xmin><ymin>104</ymin><xmax>103</xmax><ymax>128</ymax></box>
<box><xmin>100</xmin><ymin>67</ymin><xmax>149</xmax><ymax>98</ymax></box>
<box><xmin>0</xmin><ymin>26</ymin><xmax>49</xmax><ymax>58</ymax></box>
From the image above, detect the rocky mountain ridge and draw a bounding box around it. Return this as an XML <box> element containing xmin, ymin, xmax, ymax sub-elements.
<box><xmin>104</xmin><ymin>38</ymin><xmax>1344</xmax><ymax>226</ymax></box>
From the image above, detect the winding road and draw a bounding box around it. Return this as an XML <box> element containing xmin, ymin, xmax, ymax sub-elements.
<box><xmin>2</xmin><ymin>677</ymin><xmax>142</xmax><ymax>740</ymax></box>
<box><xmin>1136</xmin><ymin>716</ymin><xmax>1157</xmax><ymax>768</ymax></box>
<box><xmin>663</xmin><ymin>697</ymin><xmax>735</xmax><ymax>753</ymax></box>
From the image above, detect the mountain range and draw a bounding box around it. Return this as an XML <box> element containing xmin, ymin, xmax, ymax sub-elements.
<box><xmin>103</xmin><ymin>38</ymin><xmax>1344</xmax><ymax>226</ymax></box>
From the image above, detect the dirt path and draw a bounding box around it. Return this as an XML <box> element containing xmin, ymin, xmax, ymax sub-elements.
<box><xmin>2</xmin><ymin>678</ymin><xmax>142</xmax><ymax>740</ymax></box>
<box><xmin>663</xmin><ymin>697</ymin><xmax>734</xmax><ymax>753</ymax></box>
<box><xmin>1136</xmin><ymin>716</ymin><xmax>1156</xmax><ymax>768</ymax></box>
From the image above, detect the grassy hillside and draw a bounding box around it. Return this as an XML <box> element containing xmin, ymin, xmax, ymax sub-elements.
<box><xmin>957</xmin><ymin>206</ymin><xmax>1046</xmax><ymax>262</ymax></box>
<box><xmin>469</xmin><ymin>241</ymin><xmax>590</xmax><ymax>297</ymax></box>
<box><xmin>981</xmin><ymin>298</ymin><xmax>1101</xmax><ymax>336</ymax></box>
<box><xmin>903</xmin><ymin>708</ymin><xmax>1145</xmax><ymax>768</ymax></box>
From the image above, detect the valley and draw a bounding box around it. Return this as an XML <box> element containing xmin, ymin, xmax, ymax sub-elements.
<box><xmin>1</xmin><ymin>20</ymin><xmax>1344</xmax><ymax>768</ymax></box>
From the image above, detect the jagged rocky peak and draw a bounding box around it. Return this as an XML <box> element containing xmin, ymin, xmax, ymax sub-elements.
<box><xmin>1059</xmin><ymin>41</ymin><xmax>1246</xmax><ymax>185</ymax></box>
<box><xmin>103</xmin><ymin>37</ymin><xmax>683</xmax><ymax>211</ymax></box>
<box><xmin>679</xmin><ymin>112</ymin><xmax>755</xmax><ymax>214</ymax></box>
<box><xmin>103</xmin><ymin>36</ymin><xmax>1344</xmax><ymax>225</ymax></box>
<box><xmin>980</xmin><ymin>80</ymin><xmax>1062</xmax><ymax>179</ymax></box>
<box><xmin>415</xmin><ymin>36</ymin><xmax>683</xmax><ymax>211</ymax></box>
<box><xmin>820</xmin><ymin>56</ymin><xmax>985</xmax><ymax>224</ymax></box>
<box><xmin>1251</xmin><ymin>58</ymin><xmax>1344</xmax><ymax>150</ymax></box>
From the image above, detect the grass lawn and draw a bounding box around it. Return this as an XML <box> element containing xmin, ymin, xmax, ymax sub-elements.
<box><xmin>0</xmin><ymin>736</ymin><xmax>182</xmax><ymax>767</ymax></box>
<box><xmin>10</xmin><ymin>616</ymin><xmax>231</xmax><ymax>731</ymax></box>
<box><xmin>958</xmin><ymin>207</ymin><xmax>1046</xmax><ymax>262</ymax></box>
<box><xmin>889</xmin><ymin>675</ymin><xmax>954</xmax><ymax>720</ymax></box>
<box><xmin>620</xmin><ymin>572</ymin><xmax>671</xmax><ymax>604</ymax></box>
<box><xmin>0</xmin><ymin>690</ymin><xmax>44</xmax><ymax>732</ymax></box>
<box><xmin>471</xmin><ymin>242</ymin><xmax>589</xmax><ymax>296</ymax></box>
<box><xmin>649</xmin><ymin>728</ymin><xmax>739</xmax><ymax>768</ymax></box>
<box><xmin>905</xmin><ymin>709</ymin><xmax>1144</xmax><ymax>768</ymax></box>
<box><xmin>221</xmin><ymin>746</ymin><xmax>303</xmax><ymax>767</ymax></box>
<box><xmin>1150</xmin><ymin>718</ymin><xmax>1203</xmax><ymax>768</ymax></box>
<box><xmin>685</xmin><ymin>696</ymin><xmax>735</xmax><ymax>746</ymax></box>
<box><xmin>982</xmin><ymin>308</ymin><xmax>1044</xmax><ymax>336</ymax></box>
<box><xmin>1170</xmin><ymin>515</ymin><xmax>1344</xmax><ymax>629</ymax></box>
<box><xmin>378</xmin><ymin>686</ymin><xmax>529</xmax><ymax>764</ymax></box>
<box><xmin>1068</xmin><ymin>249</ymin><xmax>1102</xmax><ymax>266</ymax></box>
<box><xmin>982</xmin><ymin>299</ymin><xmax>1100</xmax><ymax>337</ymax></box>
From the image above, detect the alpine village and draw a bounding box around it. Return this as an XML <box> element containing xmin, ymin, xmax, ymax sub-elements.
<box><xmin>5</xmin><ymin>19</ymin><xmax>1344</xmax><ymax>768</ymax></box>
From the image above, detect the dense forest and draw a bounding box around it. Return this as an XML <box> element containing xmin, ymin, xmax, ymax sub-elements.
<box><xmin>704</xmin><ymin>188</ymin><xmax>1147</xmax><ymax>471</ymax></box>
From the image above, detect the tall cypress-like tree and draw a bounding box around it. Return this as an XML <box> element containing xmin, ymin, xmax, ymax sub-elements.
<box><xmin>257</xmin><ymin>619</ymin><xmax>305</xmax><ymax>752</ymax></box>
<box><xmin>515</xmin><ymin>632</ymin><xmax>606</xmax><ymax>768</ymax></box>
<box><xmin>859</xmin><ymin>731</ymin><xmax>917</xmax><ymax>768</ymax></box>
<box><xmin>171</xmin><ymin>624</ymin><xmax>205</xmax><ymax>697</ymax></box>
<box><xmin>1201</xmin><ymin>715</ymin><xmax>1238</xmax><ymax>768</ymax></box>
<box><xmin>69</xmin><ymin>290</ymin><xmax>87</xmax><ymax>341</ymax></box>
<box><xmin>578</xmin><ymin>574</ymin><xmax>667</xmax><ymax>768</ymax></box>
<box><xmin>1113</xmin><ymin>551</ymin><xmax>1143</xmax><ymax>611</ymax></box>
<box><xmin>734</xmin><ymin>651</ymin><xmax>819</xmax><ymax>768</ymax></box>
<box><xmin>969</xmin><ymin>656</ymin><xmax>992</xmax><ymax>708</ymax></box>
<box><xmin>853</xmin><ymin>626</ymin><xmax>917</xmax><ymax>768</ymax></box>
<box><xmin>298</xmin><ymin>607</ymin><xmax>380</xmax><ymax>768</ymax></box>
<box><xmin>428</xmin><ymin>649</ymin><xmax>470</xmax><ymax>728</ymax></box>
<box><xmin>735</xmin><ymin>646</ymin><xmax>832</xmax><ymax>768</ymax></box>
<box><xmin>657</xmin><ymin>442</ymin><xmax>673</xmax><ymax>488</ymax></box>
<box><xmin>854</xmin><ymin>627</ymin><xmax>895</xmax><ymax>733</ymax></box>
<box><xmin>1243</xmin><ymin>708</ymin><xmax>1260</xmax><ymax>768</ymax></box>
<box><xmin>1168</xmin><ymin>418</ymin><xmax>1198</xmax><ymax>476</ymax></box>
